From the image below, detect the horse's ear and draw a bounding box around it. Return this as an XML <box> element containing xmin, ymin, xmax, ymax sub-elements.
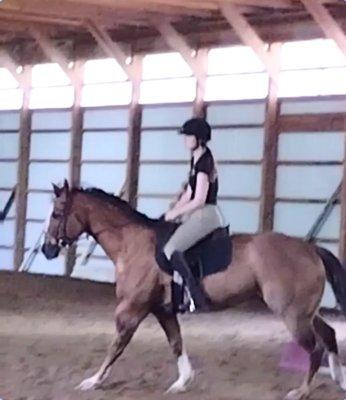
<box><xmin>63</xmin><ymin>179</ymin><xmax>70</xmax><ymax>191</ymax></box>
<box><xmin>52</xmin><ymin>183</ymin><xmax>61</xmax><ymax>197</ymax></box>
<box><xmin>60</xmin><ymin>179</ymin><xmax>70</xmax><ymax>201</ymax></box>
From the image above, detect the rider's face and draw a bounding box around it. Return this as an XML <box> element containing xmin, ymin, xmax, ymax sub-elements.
<box><xmin>184</xmin><ymin>135</ymin><xmax>197</xmax><ymax>150</ymax></box>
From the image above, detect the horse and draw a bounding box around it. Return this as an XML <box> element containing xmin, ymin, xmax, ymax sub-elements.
<box><xmin>42</xmin><ymin>180</ymin><xmax>346</xmax><ymax>400</ymax></box>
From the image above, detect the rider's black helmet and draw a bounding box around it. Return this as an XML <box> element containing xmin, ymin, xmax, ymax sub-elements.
<box><xmin>179</xmin><ymin>118</ymin><xmax>211</xmax><ymax>143</ymax></box>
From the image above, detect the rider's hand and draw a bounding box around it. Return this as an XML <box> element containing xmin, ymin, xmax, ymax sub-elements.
<box><xmin>164</xmin><ymin>210</ymin><xmax>177</xmax><ymax>221</ymax></box>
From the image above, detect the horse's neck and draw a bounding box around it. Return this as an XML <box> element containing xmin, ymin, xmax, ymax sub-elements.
<box><xmin>85</xmin><ymin>202</ymin><xmax>153</xmax><ymax>262</ymax></box>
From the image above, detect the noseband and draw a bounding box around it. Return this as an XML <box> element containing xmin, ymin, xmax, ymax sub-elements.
<box><xmin>51</xmin><ymin>194</ymin><xmax>75</xmax><ymax>247</ymax></box>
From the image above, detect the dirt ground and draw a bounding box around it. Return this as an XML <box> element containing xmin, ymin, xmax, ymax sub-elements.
<box><xmin>1</xmin><ymin>272</ymin><xmax>346</xmax><ymax>400</ymax></box>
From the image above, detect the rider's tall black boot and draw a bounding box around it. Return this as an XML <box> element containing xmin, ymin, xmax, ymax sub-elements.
<box><xmin>171</xmin><ymin>251</ymin><xmax>210</xmax><ymax>311</ymax></box>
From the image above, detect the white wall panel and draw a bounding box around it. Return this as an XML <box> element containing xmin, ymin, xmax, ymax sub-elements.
<box><xmin>0</xmin><ymin>133</ymin><xmax>19</xmax><ymax>159</ymax></box>
<box><xmin>218</xmin><ymin>165</ymin><xmax>262</xmax><ymax>197</ymax></box>
<box><xmin>0</xmin><ymin>190</ymin><xmax>16</xmax><ymax>218</ymax></box>
<box><xmin>281</xmin><ymin>99</ymin><xmax>346</xmax><ymax>115</ymax></box>
<box><xmin>274</xmin><ymin>203</ymin><xmax>340</xmax><ymax>239</ymax></box>
<box><xmin>0</xmin><ymin>161</ymin><xmax>17</xmax><ymax>188</ymax></box>
<box><xmin>82</xmin><ymin>131</ymin><xmax>128</xmax><ymax>161</ymax></box>
<box><xmin>81</xmin><ymin>163</ymin><xmax>126</xmax><ymax>193</ymax></box>
<box><xmin>205</xmin><ymin>73</ymin><xmax>268</xmax><ymax>101</ymax></box>
<box><xmin>140</xmin><ymin>130</ymin><xmax>188</xmax><ymax>161</ymax></box>
<box><xmin>32</xmin><ymin>111</ymin><xmax>71</xmax><ymax>130</ymax></box>
<box><xmin>138</xmin><ymin>165</ymin><xmax>187</xmax><ymax>195</ymax></box>
<box><xmin>83</xmin><ymin>108</ymin><xmax>129</xmax><ymax>129</ymax></box>
<box><xmin>137</xmin><ymin>197</ymin><xmax>171</xmax><ymax>218</ymax></box>
<box><xmin>208</xmin><ymin>103</ymin><xmax>265</xmax><ymax>125</ymax></box>
<box><xmin>142</xmin><ymin>105</ymin><xmax>193</xmax><ymax>128</ymax></box>
<box><xmin>29</xmin><ymin>163</ymin><xmax>69</xmax><ymax>190</ymax></box>
<box><xmin>0</xmin><ymin>111</ymin><xmax>20</xmax><ymax>129</ymax></box>
<box><xmin>0</xmin><ymin>249</ymin><xmax>14</xmax><ymax>270</ymax></box>
<box><xmin>220</xmin><ymin>200</ymin><xmax>260</xmax><ymax>233</ymax></box>
<box><xmin>27</xmin><ymin>192</ymin><xmax>52</xmax><ymax>220</ymax></box>
<box><xmin>276</xmin><ymin>166</ymin><xmax>342</xmax><ymax>199</ymax></box>
<box><xmin>30</xmin><ymin>133</ymin><xmax>71</xmax><ymax>160</ymax></box>
<box><xmin>140</xmin><ymin>78</ymin><xmax>196</xmax><ymax>104</ymax></box>
<box><xmin>210</xmin><ymin>128</ymin><xmax>264</xmax><ymax>161</ymax></box>
<box><xmin>25</xmin><ymin>221</ymin><xmax>45</xmax><ymax>248</ymax></box>
<box><xmin>278</xmin><ymin>132</ymin><xmax>344</xmax><ymax>161</ymax></box>
<box><xmin>0</xmin><ymin>219</ymin><xmax>15</xmax><ymax>246</ymax></box>
<box><xmin>28</xmin><ymin>252</ymin><xmax>65</xmax><ymax>276</ymax></box>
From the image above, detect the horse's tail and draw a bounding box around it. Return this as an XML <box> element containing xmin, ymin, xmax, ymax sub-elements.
<box><xmin>316</xmin><ymin>246</ymin><xmax>346</xmax><ymax>314</ymax></box>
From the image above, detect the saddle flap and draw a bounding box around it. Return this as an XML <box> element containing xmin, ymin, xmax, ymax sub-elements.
<box><xmin>185</xmin><ymin>226</ymin><xmax>232</xmax><ymax>279</ymax></box>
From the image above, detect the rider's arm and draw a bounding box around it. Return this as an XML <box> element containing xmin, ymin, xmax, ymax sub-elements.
<box><xmin>170</xmin><ymin>185</ymin><xmax>192</xmax><ymax>211</ymax></box>
<box><xmin>165</xmin><ymin>172</ymin><xmax>209</xmax><ymax>220</ymax></box>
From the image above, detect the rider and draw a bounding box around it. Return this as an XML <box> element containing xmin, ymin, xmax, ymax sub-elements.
<box><xmin>163</xmin><ymin>117</ymin><xmax>225</xmax><ymax>312</ymax></box>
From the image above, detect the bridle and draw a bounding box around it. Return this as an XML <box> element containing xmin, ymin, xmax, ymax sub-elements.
<box><xmin>50</xmin><ymin>193</ymin><xmax>76</xmax><ymax>248</ymax></box>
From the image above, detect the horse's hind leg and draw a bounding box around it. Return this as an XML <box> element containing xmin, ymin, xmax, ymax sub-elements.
<box><xmin>284</xmin><ymin>315</ymin><xmax>324</xmax><ymax>400</ymax></box>
<box><xmin>313</xmin><ymin>315</ymin><xmax>346</xmax><ymax>390</ymax></box>
<box><xmin>77</xmin><ymin>301</ymin><xmax>147</xmax><ymax>391</ymax></box>
<box><xmin>153</xmin><ymin>307</ymin><xmax>194</xmax><ymax>393</ymax></box>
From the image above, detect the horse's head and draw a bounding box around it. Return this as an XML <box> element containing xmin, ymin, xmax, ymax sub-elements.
<box><xmin>42</xmin><ymin>179</ymin><xmax>86</xmax><ymax>260</ymax></box>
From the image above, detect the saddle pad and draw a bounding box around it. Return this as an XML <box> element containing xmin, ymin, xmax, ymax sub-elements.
<box><xmin>155</xmin><ymin>223</ymin><xmax>232</xmax><ymax>279</ymax></box>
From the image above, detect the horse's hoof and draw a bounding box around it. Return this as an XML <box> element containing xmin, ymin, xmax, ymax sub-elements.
<box><xmin>284</xmin><ymin>387</ymin><xmax>308</xmax><ymax>400</ymax></box>
<box><xmin>165</xmin><ymin>370</ymin><xmax>194</xmax><ymax>394</ymax></box>
<box><xmin>166</xmin><ymin>381</ymin><xmax>187</xmax><ymax>394</ymax></box>
<box><xmin>76</xmin><ymin>376</ymin><xmax>100</xmax><ymax>391</ymax></box>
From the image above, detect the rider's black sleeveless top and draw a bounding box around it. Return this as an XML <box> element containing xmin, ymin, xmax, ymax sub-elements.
<box><xmin>188</xmin><ymin>147</ymin><xmax>218</xmax><ymax>205</ymax></box>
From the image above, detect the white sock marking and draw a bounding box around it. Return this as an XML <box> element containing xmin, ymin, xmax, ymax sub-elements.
<box><xmin>328</xmin><ymin>352</ymin><xmax>346</xmax><ymax>391</ymax></box>
<box><xmin>167</xmin><ymin>350</ymin><xmax>194</xmax><ymax>393</ymax></box>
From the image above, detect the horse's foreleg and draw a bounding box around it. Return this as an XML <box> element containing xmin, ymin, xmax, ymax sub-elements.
<box><xmin>77</xmin><ymin>301</ymin><xmax>147</xmax><ymax>391</ymax></box>
<box><xmin>153</xmin><ymin>307</ymin><xmax>194</xmax><ymax>393</ymax></box>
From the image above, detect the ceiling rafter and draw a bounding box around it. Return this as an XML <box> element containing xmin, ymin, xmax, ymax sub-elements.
<box><xmin>0</xmin><ymin>48</ymin><xmax>25</xmax><ymax>87</ymax></box>
<box><xmin>301</xmin><ymin>0</ymin><xmax>346</xmax><ymax>57</ymax></box>
<box><xmin>29</xmin><ymin>26</ymin><xmax>74</xmax><ymax>81</ymax></box>
<box><xmin>220</xmin><ymin>2</ymin><xmax>279</xmax><ymax>86</ymax></box>
<box><xmin>150</xmin><ymin>17</ymin><xmax>203</xmax><ymax>81</ymax></box>
<box><xmin>85</xmin><ymin>19</ymin><xmax>137</xmax><ymax>82</ymax></box>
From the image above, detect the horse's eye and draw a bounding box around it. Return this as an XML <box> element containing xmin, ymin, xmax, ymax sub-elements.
<box><xmin>52</xmin><ymin>211</ymin><xmax>62</xmax><ymax>219</ymax></box>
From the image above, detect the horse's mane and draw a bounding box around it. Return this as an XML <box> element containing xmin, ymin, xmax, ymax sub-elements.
<box><xmin>75</xmin><ymin>187</ymin><xmax>160</xmax><ymax>228</ymax></box>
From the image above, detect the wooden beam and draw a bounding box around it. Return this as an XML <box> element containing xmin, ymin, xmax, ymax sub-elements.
<box><xmin>301</xmin><ymin>0</ymin><xmax>346</xmax><ymax>57</ymax></box>
<box><xmin>85</xmin><ymin>19</ymin><xmax>136</xmax><ymax>81</ymax></box>
<box><xmin>29</xmin><ymin>26</ymin><xmax>73</xmax><ymax>81</ymax></box>
<box><xmin>0</xmin><ymin>48</ymin><xmax>24</xmax><ymax>87</ymax></box>
<box><xmin>340</xmin><ymin>119</ymin><xmax>346</xmax><ymax>262</ymax></box>
<box><xmin>259</xmin><ymin>43</ymin><xmax>281</xmax><ymax>232</ymax></box>
<box><xmin>14</xmin><ymin>66</ymin><xmax>32</xmax><ymax>270</ymax></box>
<box><xmin>193</xmin><ymin>48</ymin><xmax>208</xmax><ymax>118</ymax></box>
<box><xmin>0</xmin><ymin>9</ymin><xmax>82</xmax><ymax>27</ymax></box>
<box><xmin>125</xmin><ymin>56</ymin><xmax>142</xmax><ymax>208</ymax></box>
<box><xmin>65</xmin><ymin>60</ymin><xmax>84</xmax><ymax>276</ymax></box>
<box><xmin>279</xmin><ymin>113</ymin><xmax>346</xmax><ymax>132</ymax></box>
<box><xmin>63</xmin><ymin>0</ymin><xmax>295</xmax><ymax>11</ymax></box>
<box><xmin>219</xmin><ymin>2</ymin><xmax>279</xmax><ymax>86</ymax></box>
<box><xmin>150</xmin><ymin>18</ymin><xmax>202</xmax><ymax>81</ymax></box>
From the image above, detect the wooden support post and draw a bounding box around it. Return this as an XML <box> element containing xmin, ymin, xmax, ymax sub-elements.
<box><xmin>65</xmin><ymin>60</ymin><xmax>84</xmax><ymax>276</ymax></box>
<box><xmin>193</xmin><ymin>48</ymin><xmax>208</xmax><ymax>118</ymax></box>
<box><xmin>339</xmin><ymin>119</ymin><xmax>346</xmax><ymax>262</ymax></box>
<box><xmin>14</xmin><ymin>66</ymin><xmax>32</xmax><ymax>270</ymax></box>
<box><xmin>125</xmin><ymin>56</ymin><xmax>143</xmax><ymax>208</ymax></box>
<box><xmin>259</xmin><ymin>43</ymin><xmax>281</xmax><ymax>232</ymax></box>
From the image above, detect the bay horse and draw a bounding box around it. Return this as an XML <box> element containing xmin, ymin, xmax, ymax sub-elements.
<box><xmin>42</xmin><ymin>180</ymin><xmax>346</xmax><ymax>400</ymax></box>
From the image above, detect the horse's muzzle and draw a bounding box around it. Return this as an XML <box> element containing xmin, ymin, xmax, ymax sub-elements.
<box><xmin>41</xmin><ymin>243</ymin><xmax>60</xmax><ymax>259</ymax></box>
